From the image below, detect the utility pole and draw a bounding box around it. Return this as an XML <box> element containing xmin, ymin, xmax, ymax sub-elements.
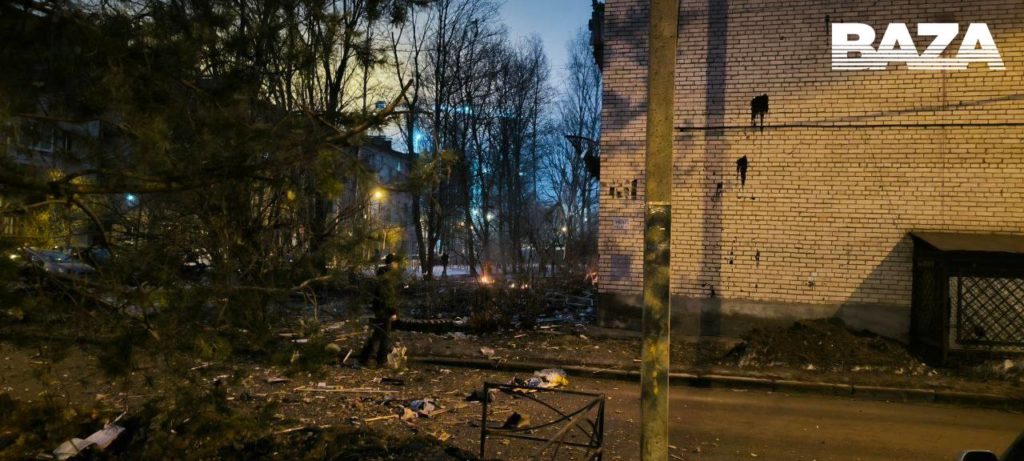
<box><xmin>642</xmin><ymin>0</ymin><xmax>678</xmax><ymax>460</ymax></box>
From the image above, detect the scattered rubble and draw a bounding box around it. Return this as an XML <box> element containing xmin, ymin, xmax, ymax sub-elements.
<box><xmin>725</xmin><ymin>318</ymin><xmax>931</xmax><ymax>374</ymax></box>
<box><xmin>501</xmin><ymin>412</ymin><xmax>531</xmax><ymax>429</ymax></box>
<box><xmin>53</xmin><ymin>422</ymin><xmax>125</xmax><ymax>460</ymax></box>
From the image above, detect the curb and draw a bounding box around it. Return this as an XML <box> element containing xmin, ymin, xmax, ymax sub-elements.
<box><xmin>410</xmin><ymin>355</ymin><xmax>1023</xmax><ymax>410</ymax></box>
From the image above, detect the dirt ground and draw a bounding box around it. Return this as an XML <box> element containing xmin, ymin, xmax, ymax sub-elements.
<box><xmin>0</xmin><ymin>334</ymin><xmax>606</xmax><ymax>460</ymax></box>
<box><xmin>387</xmin><ymin>319</ymin><xmax>1024</xmax><ymax>397</ymax></box>
<box><xmin>2</xmin><ymin>307</ymin><xmax>1022</xmax><ymax>460</ymax></box>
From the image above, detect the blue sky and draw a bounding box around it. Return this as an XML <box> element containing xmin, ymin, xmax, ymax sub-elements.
<box><xmin>500</xmin><ymin>0</ymin><xmax>594</xmax><ymax>82</ymax></box>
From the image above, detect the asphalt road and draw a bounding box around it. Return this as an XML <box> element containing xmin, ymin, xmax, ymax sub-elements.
<box><xmin>561</xmin><ymin>380</ymin><xmax>1024</xmax><ymax>461</ymax></box>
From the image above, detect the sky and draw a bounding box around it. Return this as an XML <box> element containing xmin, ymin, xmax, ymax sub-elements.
<box><xmin>499</xmin><ymin>0</ymin><xmax>595</xmax><ymax>84</ymax></box>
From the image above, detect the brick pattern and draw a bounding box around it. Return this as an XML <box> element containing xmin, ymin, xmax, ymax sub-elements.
<box><xmin>600</xmin><ymin>0</ymin><xmax>1024</xmax><ymax>312</ymax></box>
<box><xmin>599</xmin><ymin>0</ymin><xmax>649</xmax><ymax>293</ymax></box>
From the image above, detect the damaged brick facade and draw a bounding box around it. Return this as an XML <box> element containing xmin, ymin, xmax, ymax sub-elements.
<box><xmin>598</xmin><ymin>0</ymin><xmax>1024</xmax><ymax>338</ymax></box>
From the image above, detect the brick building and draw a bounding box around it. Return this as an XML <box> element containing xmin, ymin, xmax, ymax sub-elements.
<box><xmin>597</xmin><ymin>0</ymin><xmax>1024</xmax><ymax>340</ymax></box>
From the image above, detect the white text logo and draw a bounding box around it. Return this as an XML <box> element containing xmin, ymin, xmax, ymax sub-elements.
<box><xmin>832</xmin><ymin>23</ymin><xmax>1004</xmax><ymax>71</ymax></box>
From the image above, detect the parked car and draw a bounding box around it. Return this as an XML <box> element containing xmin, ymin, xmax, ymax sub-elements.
<box><xmin>22</xmin><ymin>248</ymin><xmax>97</xmax><ymax>278</ymax></box>
<box><xmin>959</xmin><ymin>432</ymin><xmax>1024</xmax><ymax>461</ymax></box>
<box><xmin>69</xmin><ymin>245</ymin><xmax>112</xmax><ymax>268</ymax></box>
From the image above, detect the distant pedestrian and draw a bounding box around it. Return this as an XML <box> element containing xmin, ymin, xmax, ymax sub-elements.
<box><xmin>359</xmin><ymin>256</ymin><xmax>399</xmax><ymax>367</ymax></box>
<box><xmin>440</xmin><ymin>252</ymin><xmax>449</xmax><ymax>278</ymax></box>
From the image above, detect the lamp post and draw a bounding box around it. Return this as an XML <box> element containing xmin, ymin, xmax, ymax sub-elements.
<box><xmin>642</xmin><ymin>1</ymin><xmax>679</xmax><ymax>460</ymax></box>
<box><xmin>372</xmin><ymin>188</ymin><xmax>387</xmax><ymax>254</ymax></box>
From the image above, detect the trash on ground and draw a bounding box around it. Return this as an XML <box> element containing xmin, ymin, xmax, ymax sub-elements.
<box><xmin>364</xmin><ymin>414</ymin><xmax>399</xmax><ymax>423</ymax></box>
<box><xmin>295</xmin><ymin>385</ymin><xmax>397</xmax><ymax>394</ymax></box>
<box><xmin>265</xmin><ymin>377</ymin><xmax>291</xmax><ymax>384</ymax></box>
<box><xmin>53</xmin><ymin>424</ymin><xmax>125</xmax><ymax>460</ymax></box>
<box><xmin>399</xmin><ymin>407</ymin><xmax>418</xmax><ymax>421</ymax></box>
<box><xmin>466</xmin><ymin>388</ymin><xmax>496</xmax><ymax>403</ymax></box>
<box><xmin>532</xmin><ymin>368</ymin><xmax>569</xmax><ymax>388</ymax></box>
<box><xmin>502</xmin><ymin>412</ymin><xmax>530</xmax><ymax>429</ymax></box>
<box><xmin>387</xmin><ymin>346</ymin><xmax>407</xmax><ymax>370</ymax></box>
<box><xmin>480</xmin><ymin>347</ymin><xmax>496</xmax><ymax>357</ymax></box>
<box><xmin>410</xmin><ymin>398</ymin><xmax>439</xmax><ymax>417</ymax></box>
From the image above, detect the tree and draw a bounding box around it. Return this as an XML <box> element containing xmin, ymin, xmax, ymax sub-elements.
<box><xmin>542</xmin><ymin>28</ymin><xmax>601</xmax><ymax>268</ymax></box>
<box><xmin>0</xmin><ymin>0</ymin><xmax>420</xmax><ymax>352</ymax></box>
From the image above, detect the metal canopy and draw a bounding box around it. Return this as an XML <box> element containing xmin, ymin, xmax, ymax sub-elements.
<box><xmin>910</xmin><ymin>231</ymin><xmax>1024</xmax><ymax>254</ymax></box>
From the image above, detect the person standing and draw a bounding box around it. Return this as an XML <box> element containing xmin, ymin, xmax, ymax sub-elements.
<box><xmin>440</xmin><ymin>252</ymin><xmax>449</xmax><ymax>278</ymax></box>
<box><xmin>359</xmin><ymin>254</ymin><xmax>399</xmax><ymax>367</ymax></box>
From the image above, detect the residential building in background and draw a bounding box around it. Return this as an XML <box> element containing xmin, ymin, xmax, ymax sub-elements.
<box><xmin>360</xmin><ymin>136</ymin><xmax>416</xmax><ymax>259</ymax></box>
<box><xmin>597</xmin><ymin>0</ymin><xmax>1024</xmax><ymax>344</ymax></box>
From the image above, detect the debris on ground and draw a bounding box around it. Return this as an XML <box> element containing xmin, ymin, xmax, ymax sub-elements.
<box><xmin>466</xmin><ymin>388</ymin><xmax>496</xmax><ymax>403</ymax></box>
<box><xmin>480</xmin><ymin>347</ymin><xmax>496</xmax><ymax>357</ymax></box>
<box><xmin>364</xmin><ymin>414</ymin><xmax>400</xmax><ymax>424</ymax></box>
<box><xmin>725</xmin><ymin>318</ymin><xmax>930</xmax><ymax>374</ymax></box>
<box><xmin>295</xmin><ymin>384</ymin><xmax>397</xmax><ymax>394</ymax></box>
<box><xmin>410</xmin><ymin>399</ymin><xmax>440</xmax><ymax>417</ymax></box>
<box><xmin>399</xmin><ymin>407</ymin><xmax>418</xmax><ymax>422</ymax></box>
<box><xmin>387</xmin><ymin>345</ymin><xmax>408</xmax><ymax>370</ymax></box>
<box><xmin>502</xmin><ymin>412</ymin><xmax>531</xmax><ymax>429</ymax></box>
<box><xmin>530</xmin><ymin>369</ymin><xmax>569</xmax><ymax>389</ymax></box>
<box><xmin>377</xmin><ymin>377</ymin><xmax>406</xmax><ymax>386</ymax></box>
<box><xmin>53</xmin><ymin>423</ymin><xmax>125</xmax><ymax>460</ymax></box>
<box><xmin>433</xmin><ymin>431</ymin><xmax>452</xmax><ymax>442</ymax></box>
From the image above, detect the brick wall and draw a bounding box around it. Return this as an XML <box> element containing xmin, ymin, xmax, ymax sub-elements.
<box><xmin>599</xmin><ymin>0</ymin><xmax>1024</xmax><ymax>333</ymax></box>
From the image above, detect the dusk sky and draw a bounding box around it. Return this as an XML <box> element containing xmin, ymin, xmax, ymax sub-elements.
<box><xmin>500</xmin><ymin>0</ymin><xmax>594</xmax><ymax>83</ymax></box>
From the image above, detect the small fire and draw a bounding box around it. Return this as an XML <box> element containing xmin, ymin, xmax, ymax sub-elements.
<box><xmin>479</xmin><ymin>275</ymin><xmax>494</xmax><ymax>285</ymax></box>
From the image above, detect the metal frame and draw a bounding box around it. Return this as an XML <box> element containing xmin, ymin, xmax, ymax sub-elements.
<box><xmin>954</xmin><ymin>275</ymin><xmax>1024</xmax><ymax>348</ymax></box>
<box><xmin>912</xmin><ymin>233</ymin><xmax>1024</xmax><ymax>364</ymax></box>
<box><xmin>479</xmin><ymin>382</ymin><xmax>606</xmax><ymax>461</ymax></box>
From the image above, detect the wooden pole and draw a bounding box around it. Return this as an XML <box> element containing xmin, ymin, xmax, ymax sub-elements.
<box><xmin>642</xmin><ymin>0</ymin><xmax>679</xmax><ymax>460</ymax></box>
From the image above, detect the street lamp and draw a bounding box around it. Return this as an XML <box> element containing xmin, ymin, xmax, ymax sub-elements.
<box><xmin>371</xmin><ymin>188</ymin><xmax>387</xmax><ymax>253</ymax></box>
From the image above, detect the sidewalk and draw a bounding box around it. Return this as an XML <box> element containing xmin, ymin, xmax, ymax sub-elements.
<box><xmin>393</xmin><ymin>321</ymin><xmax>1024</xmax><ymax>409</ymax></box>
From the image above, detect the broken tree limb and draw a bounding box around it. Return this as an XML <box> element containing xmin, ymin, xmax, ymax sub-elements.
<box><xmin>293</xmin><ymin>386</ymin><xmax>397</xmax><ymax>394</ymax></box>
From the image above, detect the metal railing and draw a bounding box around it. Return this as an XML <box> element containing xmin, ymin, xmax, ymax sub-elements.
<box><xmin>479</xmin><ymin>382</ymin><xmax>605</xmax><ymax>461</ymax></box>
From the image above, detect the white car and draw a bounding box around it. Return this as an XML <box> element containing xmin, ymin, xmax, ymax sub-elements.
<box><xmin>22</xmin><ymin>248</ymin><xmax>97</xmax><ymax>278</ymax></box>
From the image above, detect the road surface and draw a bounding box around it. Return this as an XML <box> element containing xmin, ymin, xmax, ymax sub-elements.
<box><xmin>562</xmin><ymin>380</ymin><xmax>1024</xmax><ymax>461</ymax></box>
<box><xmin>477</xmin><ymin>374</ymin><xmax>1024</xmax><ymax>461</ymax></box>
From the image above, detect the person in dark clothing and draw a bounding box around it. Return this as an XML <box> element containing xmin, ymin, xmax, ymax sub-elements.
<box><xmin>440</xmin><ymin>252</ymin><xmax>449</xmax><ymax>278</ymax></box>
<box><xmin>359</xmin><ymin>256</ymin><xmax>399</xmax><ymax>367</ymax></box>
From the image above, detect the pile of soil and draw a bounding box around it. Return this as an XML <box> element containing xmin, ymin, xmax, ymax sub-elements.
<box><xmin>724</xmin><ymin>318</ymin><xmax>930</xmax><ymax>374</ymax></box>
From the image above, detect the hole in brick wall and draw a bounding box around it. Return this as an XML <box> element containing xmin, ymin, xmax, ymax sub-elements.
<box><xmin>750</xmin><ymin>94</ymin><xmax>769</xmax><ymax>130</ymax></box>
<box><xmin>631</xmin><ymin>179</ymin><xmax>638</xmax><ymax>200</ymax></box>
<box><xmin>736</xmin><ymin>156</ymin><xmax>749</xmax><ymax>186</ymax></box>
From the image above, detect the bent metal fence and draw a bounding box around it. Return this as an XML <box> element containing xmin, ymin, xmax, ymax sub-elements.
<box><xmin>479</xmin><ymin>382</ymin><xmax>606</xmax><ymax>461</ymax></box>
